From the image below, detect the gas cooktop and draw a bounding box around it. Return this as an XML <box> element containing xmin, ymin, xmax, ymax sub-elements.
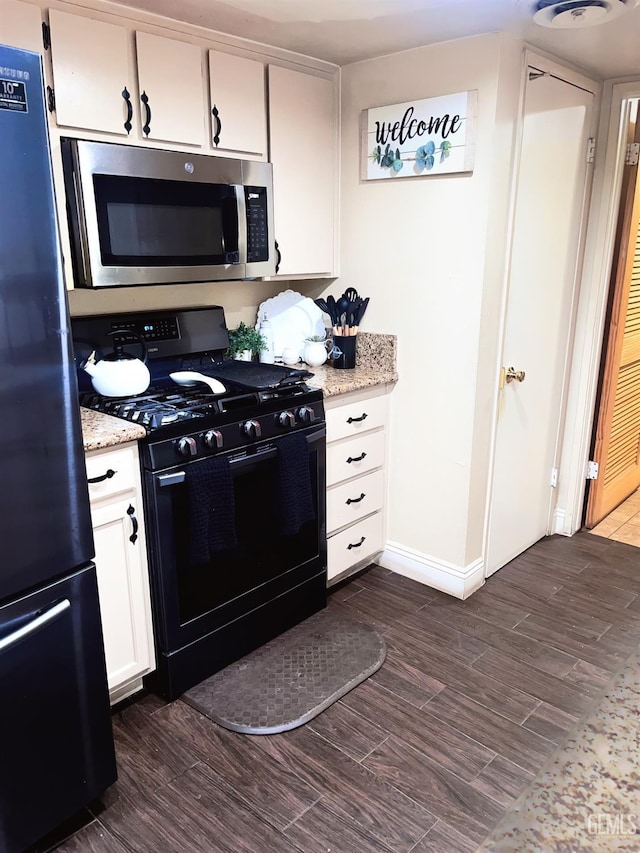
<box><xmin>79</xmin><ymin>366</ymin><xmax>317</xmax><ymax>431</ymax></box>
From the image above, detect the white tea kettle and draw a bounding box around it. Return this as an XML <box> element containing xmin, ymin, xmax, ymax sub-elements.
<box><xmin>82</xmin><ymin>330</ymin><xmax>151</xmax><ymax>397</ymax></box>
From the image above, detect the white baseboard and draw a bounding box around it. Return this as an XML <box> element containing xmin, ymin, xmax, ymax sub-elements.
<box><xmin>552</xmin><ymin>506</ymin><xmax>574</xmax><ymax>537</ymax></box>
<box><xmin>378</xmin><ymin>541</ymin><xmax>485</xmax><ymax>600</ymax></box>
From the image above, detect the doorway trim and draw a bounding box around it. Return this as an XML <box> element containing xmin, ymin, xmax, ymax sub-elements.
<box><xmin>555</xmin><ymin>80</ymin><xmax>640</xmax><ymax>536</ymax></box>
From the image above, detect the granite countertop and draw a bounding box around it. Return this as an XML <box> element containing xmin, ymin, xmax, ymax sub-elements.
<box><xmin>81</xmin><ymin>332</ymin><xmax>397</xmax><ymax>453</ymax></box>
<box><xmin>300</xmin><ymin>331</ymin><xmax>398</xmax><ymax>397</ymax></box>
<box><xmin>81</xmin><ymin>407</ymin><xmax>146</xmax><ymax>453</ymax></box>
<box><xmin>303</xmin><ymin>363</ymin><xmax>397</xmax><ymax>397</ymax></box>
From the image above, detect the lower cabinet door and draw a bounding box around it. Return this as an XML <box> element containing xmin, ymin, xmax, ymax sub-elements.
<box><xmin>91</xmin><ymin>493</ymin><xmax>154</xmax><ymax>701</ymax></box>
<box><xmin>327</xmin><ymin>512</ymin><xmax>384</xmax><ymax>581</ymax></box>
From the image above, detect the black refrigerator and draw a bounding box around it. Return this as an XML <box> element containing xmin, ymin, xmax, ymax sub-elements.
<box><xmin>0</xmin><ymin>44</ymin><xmax>116</xmax><ymax>852</ymax></box>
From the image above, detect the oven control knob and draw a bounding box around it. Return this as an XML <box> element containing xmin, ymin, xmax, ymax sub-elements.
<box><xmin>177</xmin><ymin>436</ymin><xmax>198</xmax><ymax>457</ymax></box>
<box><xmin>243</xmin><ymin>419</ymin><xmax>262</xmax><ymax>439</ymax></box>
<box><xmin>278</xmin><ymin>411</ymin><xmax>296</xmax><ymax>428</ymax></box>
<box><xmin>203</xmin><ymin>429</ymin><xmax>223</xmax><ymax>449</ymax></box>
<box><xmin>297</xmin><ymin>406</ymin><xmax>315</xmax><ymax>424</ymax></box>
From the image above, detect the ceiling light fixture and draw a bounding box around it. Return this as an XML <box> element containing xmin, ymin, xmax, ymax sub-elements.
<box><xmin>532</xmin><ymin>0</ymin><xmax>638</xmax><ymax>28</ymax></box>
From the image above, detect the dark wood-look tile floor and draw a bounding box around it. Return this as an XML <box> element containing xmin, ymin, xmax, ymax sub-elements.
<box><xmin>33</xmin><ymin>531</ymin><xmax>640</xmax><ymax>853</ymax></box>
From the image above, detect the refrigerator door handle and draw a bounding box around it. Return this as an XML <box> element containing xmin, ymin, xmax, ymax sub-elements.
<box><xmin>0</xmin><ymin>599</ymin><xmax>71</xmax><ymax>655</ymax></box>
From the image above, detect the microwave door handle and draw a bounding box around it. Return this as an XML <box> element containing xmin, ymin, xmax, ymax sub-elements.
<box><xmin>235</xmin><ymin>184</ymin><xmax>248</xmax><ymax>265</ymax></box>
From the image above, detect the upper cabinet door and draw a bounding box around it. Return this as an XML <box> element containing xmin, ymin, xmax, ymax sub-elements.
<box><xmin>136</xmin><ymin>31</ymin><xmax>204</xmax><ymax>147</ymax></box>
<box><xmin>268</xmin><ymin>65</ymin><xmax>337</xmax><ymax>277</ymax></box>
<box><xmin>48</xmin><ymin>10</ymin><xmax>132</xmax><ymax>136</ymax></box>
<box><xmin>208</xmin><ymin>51</ymin><xmax>266</xmax><ymax>158</ymax></box>
<box><xmin>0</xmin><ymin>0</ymin><xmax>43</xmax><ymax>53</ymax></box>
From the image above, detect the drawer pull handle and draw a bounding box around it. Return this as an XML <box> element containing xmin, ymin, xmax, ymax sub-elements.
<box><xmin>347</xmin><ymin>536</ymin><xmax>366</xmax><ymax>550</ymax></box>
<box><xmin>347</xmin><ymin>452</ymin><xmax>367</xmax><ymax>464</ymax></box>
<box><xmin>88</xmin><ymin>468</ymin><xmax>117</xmax><ymax>484</ymax></box>
<box><xmin>127</xmin><ymin>504</ymin><xmax>138</xmax><ymax>544</ymax></box>
<box><xmin>347</xmin><ymin>413</ymin><xmax>368</xmax><ymax>424</ymax></box>
<box><xmin>346</xmin><ymin>493</ymin><xmax>366</xmax><ymax>505</ymax></box>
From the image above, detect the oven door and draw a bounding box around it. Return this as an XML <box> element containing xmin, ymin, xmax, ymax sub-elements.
<box><xmin>145</xmin><ymin>424</ymin><xmax>327</xmax><ymax>653</ymax></box>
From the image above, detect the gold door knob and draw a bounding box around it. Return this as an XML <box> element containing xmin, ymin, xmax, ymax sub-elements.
<box><xmin>505</xmin><ymin>366</ymin><xmax>526</xmax><ymax>384</ymax></box>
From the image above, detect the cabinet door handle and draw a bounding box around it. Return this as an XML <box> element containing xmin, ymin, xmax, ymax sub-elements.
<box><xmin>211</xmin><ymin>104</ymin><xmax>221</xmax><ymax>146</ymax></box>
<box><xmin>127</xmin><ymin>504</ymin><xmax>138</xmax><ymax>544</ymax></box>
<box><xmin>122</xmin><ymin>86</ymin><xmax>133</xmax><ymax>134</ymax></box>
<box><xmin>88</xmin><ymin>468</ymin><xmax>117</xmax><ymax>484</ymax></box>
<box><xmin>347</xmin><ymin>452</ymin><xmax>367</xmax><ymax>464</ymax></box>
<box><xmin>347</xmin><ymin>413</ymin><xmax>368</xmax><ymax>424</ymax></box>
<box><xmin>346</xmin><ymin>493</ymin><xmax>366</xmax><ymax>505</ymax></box>
<box><xmin>141</xmin><ymin>91</ymin><xmax>151</xmax><ymax>136</ymax></box>
<box><xmin>347</xmin><ymin>536</ymin><xmax>366</xmax><ymax>550</ymax></box>
<box><xmin>275</xmin><ymin>240</ymin><xmax>281</xmax><ymax>274</ymax></box>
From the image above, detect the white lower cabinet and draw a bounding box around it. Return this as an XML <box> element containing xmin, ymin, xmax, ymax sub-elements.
<box><xmin>86</xmin><ymin>443</ymin><xmax>155</xmax><ymax>704</ymax></box>
<box><xmin>325</xmin><ymin>386</ymin><xmax>392</xmax><ymax>583</ymax></box>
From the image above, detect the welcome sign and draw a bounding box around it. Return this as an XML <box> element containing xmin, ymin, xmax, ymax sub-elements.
<box><xmin>361</xmin><ymin>90</ymin><xmax>477</xmax><ymax>180</ymax></box>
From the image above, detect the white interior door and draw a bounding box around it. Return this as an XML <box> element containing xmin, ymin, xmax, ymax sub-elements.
<box><xmin>486</xmin><ymin>68</ymin><xmax>594</xmax><ymax>576</ymax></box>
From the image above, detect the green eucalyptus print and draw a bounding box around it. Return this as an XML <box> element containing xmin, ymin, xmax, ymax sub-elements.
<box><xmin>369</xmin><ymin>138</ymin><xmax>452</xmax><ymax>175</ymax></box>
<box><xmin>370</xmin><ymin>143</ymin><xmax>404</xmax><ymax>173</ymax></box>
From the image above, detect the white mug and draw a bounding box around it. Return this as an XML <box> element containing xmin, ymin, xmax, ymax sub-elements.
<box><xmin>282</xmin><ymin>347</ymin><xmax>300</xmax><ymax>365</ymax></box>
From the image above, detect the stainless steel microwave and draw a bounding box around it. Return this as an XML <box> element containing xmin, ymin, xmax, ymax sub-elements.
<box><xmin>61</xmin><ymin>138</ymin><xmax>276</xmax><ymax>287</ymax></box>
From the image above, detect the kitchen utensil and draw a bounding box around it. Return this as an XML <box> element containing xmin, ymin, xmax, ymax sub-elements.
<box><xmin>169</xmin><ymin>371</ymin><xmax>226</xmax><ymax>395</ymax></box>
<box><xmin>346</xmin><ymin>298</ymin><xmax>362</xmax><ymax>329</ymax></box>
<box><xmin>314</xmin><ymin>298</ymin><xmax>330</xmax><ymax>314</ymax></box>
<box><xmin>343</xmin><ymin>287</ymin><xmax>359</xmax><ymax>303</ymax></box>
<box><xmin>336</xmin><ymin>296</ymin><xmax>350</xmax><ymax>316</ymax></box>
<box><xmin>325</xmin><ymin>294</ymin><xmax>342</xmax><ymax>328</ymax></box>
<box><xmin>353</xmin><ymin>296</ymin><xmax>370</xmax><ymax>327</ymax></box>
<box><xmin>82</xmin><ymin>330</ymin><xmax>151</xmax><ymax>397</ymax></box>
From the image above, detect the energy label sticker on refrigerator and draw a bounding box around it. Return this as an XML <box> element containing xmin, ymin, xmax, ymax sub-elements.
<box><xmin>0</xmin><ymin>79</ymin><xmax>28</xmax><ymax>113</ymax></box>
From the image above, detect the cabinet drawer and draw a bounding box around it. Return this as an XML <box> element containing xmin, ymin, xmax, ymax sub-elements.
<box><xmin>327</xmin><ymin>469</ymin><xmax>385</xmax><ymax>535</ymax></box>
<box><xmin>86</xmin><ymin>445</ymin><xmax>139</xmax><ymax>503</ymax></box>
<box><xmin>326</xmin><ymin>394</ymin><xmax>388</xmax><ymax>443</ymax></box>
<box><xmin>327</xmin><ymin>513</ymin><xmax>384</xmax><ymax>581</ymax></box>
<box><xmin>326</xmin><ymin>430</ymin><xmax>385</xmax><ymax>486</ymax></box>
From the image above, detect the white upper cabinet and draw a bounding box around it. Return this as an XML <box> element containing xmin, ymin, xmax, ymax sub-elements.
<box><xmin>268</xmin><ymin>65</ymin><xmax>337</xmax><ymax>278</ymax></box>
<box><xmin>47</xmin><ymin>13</ymin><xmax>205</xmax><ymax>145</ymax></box>
<box><xmin>136</xmin><ymin>31</ymin><xmax>204</xmax><ymax>147</ymax></box>
<box><xmin>208</xmin><ymin>50</ymin><xmax>266</xmax><ymax>157</ymax></box>
<box><xmin>0</xmin><ymin>0</ymin><xmax>43</xmax><ymax>53</ymax></box>
<box><xmin>48</xmin><ymin>10</ymin><xmax>133</xmax><ymax>137</ymax></box>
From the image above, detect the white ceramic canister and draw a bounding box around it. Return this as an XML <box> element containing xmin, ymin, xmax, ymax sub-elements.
<box><xmin>259</xmin><ymin>320</ymin><xmax>275</xmax><ymax>364</ymax></box>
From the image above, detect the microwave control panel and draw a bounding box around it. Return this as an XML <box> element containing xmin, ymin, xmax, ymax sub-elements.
<box><xmin>245</xmin><ymin>186</ymin><xmax>269</xmax><ymax>263</ymax></box>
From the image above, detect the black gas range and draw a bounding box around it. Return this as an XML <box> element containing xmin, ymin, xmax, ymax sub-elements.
<box><xmin>72</xmin><ymin>307</ymin><xmax>327</xmax><ymax>700</ymax></box>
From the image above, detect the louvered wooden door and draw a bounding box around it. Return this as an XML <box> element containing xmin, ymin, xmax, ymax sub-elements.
<box><xmin>586</xmin><ymin>118</ymin><xmax>640</xmax><ymax>526</ymax></box>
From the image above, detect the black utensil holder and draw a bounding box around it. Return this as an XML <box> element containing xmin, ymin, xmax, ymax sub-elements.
<box><xmin>332</xmin><ymin>335</ymin><xmax>357</xmax><ymax>369</ymax></box>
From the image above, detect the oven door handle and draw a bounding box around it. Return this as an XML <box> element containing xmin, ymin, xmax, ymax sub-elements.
<box><xmin>156</xmin><ymin>427</ymin><xmax>326</xmax><ymax>487</ymax></box>
<box><xmin>156</xmin><ymin>447</ymin><xmax>281</xmax><ymax>487</ymax></box>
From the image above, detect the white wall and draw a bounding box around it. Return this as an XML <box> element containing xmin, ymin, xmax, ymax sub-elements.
<box><xmin>336</xmin><ymin>34</ymin><xmax>523</xmax><ymax>581</ymax></box>
<box><xmin>67</xmin><ymin>279</ymin><xmax>284</xmax><ymax>330</ymax></box>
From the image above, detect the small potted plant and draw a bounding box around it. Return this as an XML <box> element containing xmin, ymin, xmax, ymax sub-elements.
<box><xmin>227</xmin><ymin>322</ymin><xmax>266</xmax><ymax>361</ymax></box>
